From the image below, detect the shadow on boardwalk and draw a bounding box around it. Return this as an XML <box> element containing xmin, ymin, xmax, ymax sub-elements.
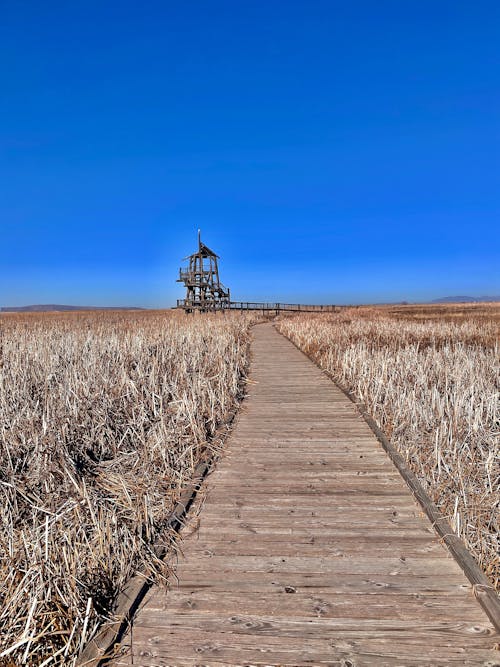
<box><xmin>114</xmin><ymin>323</ymin><xmax>498</xmax><ymax>666</ymax></box>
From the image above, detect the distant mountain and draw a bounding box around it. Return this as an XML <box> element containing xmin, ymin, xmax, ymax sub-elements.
<box><xmin>1</xmin><ymin>304</ymin><xmax>146</xmax><ymax>312</ymax></box>
<box><xmin>432</xmin><ymin>296</ymin><xmax>500</xmax><ymax>304</ymax></box>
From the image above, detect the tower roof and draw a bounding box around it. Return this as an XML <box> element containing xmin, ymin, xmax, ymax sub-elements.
<box><xmin>199</xmin><ymin>242</ymin><xmax>219</xmax><ymax>258</ymax></box>
<box><xmin>183</xmin><ymin>243</ymin><xmax>219</xmax><ymax>260</ymax></box>
<box><xmin>183</xmin><ymin>232</ymin><xmax>219</xmax><ymax>260</ymax></box>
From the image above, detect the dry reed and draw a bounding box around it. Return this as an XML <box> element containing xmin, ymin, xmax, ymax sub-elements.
<box><xmin>276</xmin><ymin>303</ymin><xmax>499</xmax><ymax>590</ymax></box>
<box><xmin>0</xmin><ymin>310</ymin><xmax>255</xmax><ymax>665</ymax></box>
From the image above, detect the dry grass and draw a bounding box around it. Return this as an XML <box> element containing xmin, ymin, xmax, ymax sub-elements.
<box><xmin>276</xmin><ymin>303</ymin><xmax>499</xmax><ymax>590</ymax></box>
<box><xmin>0</xmin><ymin>310</ymin><xmax>256</xmax><ymax>665</ymax></box>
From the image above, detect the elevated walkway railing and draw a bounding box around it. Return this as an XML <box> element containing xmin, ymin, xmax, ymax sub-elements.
<box><xmin>176</xmin><ymin>299</ymin><xmax>337</xmax><ymax>312</ymax></box>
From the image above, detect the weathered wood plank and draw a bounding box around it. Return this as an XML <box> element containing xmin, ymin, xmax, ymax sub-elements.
<box><xmin>170</xmin><ymin>556</ymin><xmax>459</xmax><ymax>577</ymax></box>
<box><xmin>113</xmin><ymin>631</ymin><xmax>497</xmax><ymax>667</ymax></box>
<box><xmin>155</xmin><ymin>589</ymin><xmax>485</xmax><ymax>621</ymax></box>
<box><xmin>185</xmin><ymin>537</ymin><xmax>448</xmax><ymax>558</ymax></box>
<box><xmin>121</xmin><ymin>613</ymin><xmax>496</xmax><ymax>643</ymax></box>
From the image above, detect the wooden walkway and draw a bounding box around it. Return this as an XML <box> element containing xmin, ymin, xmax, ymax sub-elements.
<box><xmin>114</xmin><ymin>324</ymin><xmax>498</xmax><ymax>666</ymax></box>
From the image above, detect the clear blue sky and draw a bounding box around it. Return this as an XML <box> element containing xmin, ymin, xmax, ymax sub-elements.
<box><xmin>1</xmin><ymin>1</ymin><xmax>499</xmax><ymax>307</ymax></box>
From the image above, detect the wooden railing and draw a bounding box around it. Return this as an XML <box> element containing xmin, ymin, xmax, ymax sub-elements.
<box><xmin>176</xmin><ymin>300</ymin><xmax>337</xmax><ymax>312</ymax></box>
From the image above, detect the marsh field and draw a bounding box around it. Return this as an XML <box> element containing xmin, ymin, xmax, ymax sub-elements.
<box><xmin>0</xmin><ymin>303</ymin><xmax>498</xmax><ymax>665</ymax></box>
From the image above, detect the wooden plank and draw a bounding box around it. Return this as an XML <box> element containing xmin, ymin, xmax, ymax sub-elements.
<box><xmin>195</xmin><ymin>518</ymin><xmax>436</xmax><ymax>535</ymax></box>
<box><xmin>168</xmin><ymin>570</ymin><xmax>473</xmax><ymax>590</ymax></box>
<box><xmin>170</xmin><ymin>555</ymin><xmax>458</xmax><ymax>576</ymax></box>
<box><xmin>123</xmin><ymin>613</ymin><xmax>496</xmax><ymax>643</ymax></box>
<box><xmin>201</xmin><ymin>495</ymin><xmax>420</xmax><ymax>508</ymax></box>
<box><xmin>113</xmin><ymin>630</ymin><xmax>497</xmax><ymax>666</ymax></box>
<box><xmin>155</xmin><ymin>589</ymin><xmax>484</xmax><ymax>621</ymax></box>
<box><xmin>197</xmin><ymin>507</ymin><xmax>423</xmax><ymax>519</ymax></box>
<box><xmin>185</xmin><ymin>537</ymin><xmax>448</xmax><ymax>558</ymax></box>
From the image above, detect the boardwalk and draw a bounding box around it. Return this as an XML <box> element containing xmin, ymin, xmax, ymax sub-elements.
<box><xmin>114</xmin><ymin>324</ymin><xmax>498</xmax><ymax>666</ymax></box>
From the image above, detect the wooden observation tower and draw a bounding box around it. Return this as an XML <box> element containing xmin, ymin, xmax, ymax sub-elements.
<box><xmin>177</xmin><ymin>232</ymin><xmax>231</xmax><ymax>312</ymax></box>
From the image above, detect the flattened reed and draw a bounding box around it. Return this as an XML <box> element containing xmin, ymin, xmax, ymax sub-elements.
<box><xmin>0</xmin><ymin>310</ymin><xmax>254</xmax><ymax>665</ymax></box>
<box><xmin>277</xmin><ymin>303</ymin><xmax>499</xmax><ymax>590</ymax></box>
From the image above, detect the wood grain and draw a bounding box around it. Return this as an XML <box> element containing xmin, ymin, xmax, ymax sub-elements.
<box><xmin>112</xmin><ymin>323</ymin><xmax>499</xmax><ymax>666</ymax></box>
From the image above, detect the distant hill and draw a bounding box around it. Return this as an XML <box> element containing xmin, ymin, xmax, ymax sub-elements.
<box><xmin>1</xmin><ymin>304</ymin><xmax>146</xmax><ymax>312</ymax></box>
<box><xmin>432</xmin><ymin>296</ymin><xmax>500</xmax><ymax>304</ymax></box>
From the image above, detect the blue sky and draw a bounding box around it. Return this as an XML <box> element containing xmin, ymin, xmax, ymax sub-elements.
<box><xmin>1</xmin><ymin>1</ymin><xmax>499</xmax><ymax>306</ymax></box>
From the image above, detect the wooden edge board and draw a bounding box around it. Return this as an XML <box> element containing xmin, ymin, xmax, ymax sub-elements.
<box><xmin>275</xmin><ymin>324</ymin><xmax>500</xmax><ymax>633</ymax></box>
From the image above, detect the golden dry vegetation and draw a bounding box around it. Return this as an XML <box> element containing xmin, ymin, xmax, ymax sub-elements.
<box><xmin>1</xmin><ymin>303</ymin><xmax>498</xmax><ymax>664</ymax></box>
<box><xmin>276</xmin><ymin>303</ymin><xmax>499</xmax><ymax>591</ymax></box>
<box><xmin>0</xmin><ymin>310</ymin><xmax>256</xmax><ymax>665</ymax></box>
